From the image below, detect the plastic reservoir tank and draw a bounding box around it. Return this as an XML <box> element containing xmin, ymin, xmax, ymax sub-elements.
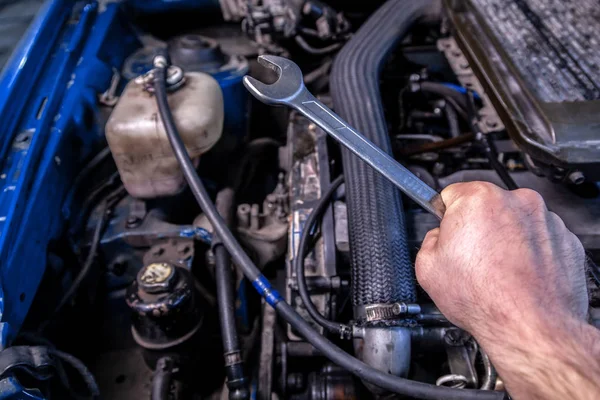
<box><xmin>105</xmin><ymin>67</ymin><xmax>224</xmax><ymax>198</ymax></box>
<box><xmin>123</xmin><ymin>35</ymin><xmax>249</xmax><ymax>150</ymax></box>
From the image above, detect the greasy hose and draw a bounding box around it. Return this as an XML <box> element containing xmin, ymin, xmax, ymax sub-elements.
<box><xmin>214</xmin><ymin>188</ymin><xmax>250</xmax><ymax>400</ymax></box>
<box><xmin>151</xmin><ymin>357</ymin><xmax>174</xmax><ymax>400</ymax></box>
<box><xmin>154</xmin><ymin>60</ymin><xmax>505</xmax><ymax>400</ymax></box>
<box><xmin>330</xmin><ymin>0</ymin><xmax>433</xmax><ymax>310</ymax></box>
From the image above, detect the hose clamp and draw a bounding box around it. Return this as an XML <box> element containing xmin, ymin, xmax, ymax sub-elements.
<box><xmin>354</xmin><ymin>303</ymin><xmax>421</xmax><ymax>323</ymax></box>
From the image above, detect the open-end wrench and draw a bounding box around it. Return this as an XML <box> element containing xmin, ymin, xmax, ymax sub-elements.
<box><xmin>243</xmin><ymin>55</ymin><xmax>446</xmax><ymax>220</ymax></box>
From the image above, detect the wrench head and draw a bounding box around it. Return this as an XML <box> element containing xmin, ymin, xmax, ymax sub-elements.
<box><xmin>243</xmin><ymin>55</ymin><xmax>305</xmax><ymax>106</ymax></box>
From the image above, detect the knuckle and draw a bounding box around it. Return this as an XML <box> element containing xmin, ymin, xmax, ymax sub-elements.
<box><xmin>548</xmin><ymin>211</ymin><xmax>566</xmax><ymax>229</ymax></box>
<box><xmin>514</xmin><ymin>188</ymin><xmax>545</xmax><ymax>208</ymax></box>
<box><xmin>465</xmin><ymin>181</ymin><xmax>504</xmax><ymax>206</ymax></box>
<box><xmin>471</xmin><ymin>181</ymin><xmax>501</xmax><ymax>196</ymax></box>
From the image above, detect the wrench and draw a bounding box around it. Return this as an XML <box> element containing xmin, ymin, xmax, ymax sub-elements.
<box><xmin>243</xmin><ymin>55</ymin><xmax>446</xmax><ymax>220</ymax></box>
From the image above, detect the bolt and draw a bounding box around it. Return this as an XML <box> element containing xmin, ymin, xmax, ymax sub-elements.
<box><xmin>486</xmin><ymin>119</ymin><xmax>499</xmax><ymax>129</ymax></box>
<box><xmin>287</xmin><ymin>373</ymin><xmax>306</xmax><ymax>391</ymax></box>
<box><xmin>568</xmin><ymin>171</ymin><xmax>585</xmax><ymax>185</ymax></box>
<box><xmin>444</xmin><ymin>328</ymin><xmax>469</xmax><ymax>346</ymax></box>
<box><xmin>126</xmin><ymin>216</ymin><xmax>141</xmax><ymax>228</ymax></box>
<box><xmin>177</xmin><ymin>243</ymin><xmax>191</xmax><ymax>255</ymax></box>
<box><xmin>432</xmin><ymin>162</ymin><xmax>445</xmax><ymax>176</ymax></box>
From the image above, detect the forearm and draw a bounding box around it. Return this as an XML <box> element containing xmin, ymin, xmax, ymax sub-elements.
<box><xmin>476</xmin><ymin>315</ymin><xmax>600</xmax><ymax>400</ymax></box>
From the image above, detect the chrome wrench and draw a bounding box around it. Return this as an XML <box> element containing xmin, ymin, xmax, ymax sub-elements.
<box><xmin>243</xmin><ymin>55</ymin><xmax>446</xmax><ymax>220</ymax></box>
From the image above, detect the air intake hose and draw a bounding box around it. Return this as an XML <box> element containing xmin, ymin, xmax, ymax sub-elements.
<box><xmin>331</xmin><ymin>0</ymin><xmax>436</xmax><ymax>315</ymax></box>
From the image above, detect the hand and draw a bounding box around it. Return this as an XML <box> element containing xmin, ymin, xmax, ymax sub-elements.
<box><xmin>416</xmin><ymin>181</ymin><xmax>587</xmax><ymax>338</ymax></box>
<box><xmin>416</xmin><ymin>182</ymin><xmax>600</xmax><ymax>400</ymax></box>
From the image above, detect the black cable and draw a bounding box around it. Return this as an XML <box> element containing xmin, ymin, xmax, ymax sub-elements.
<box><xmin>480</xmin><ymin>135</ymin><xmax>518</xmax><ymax>191</ymax></box>
<box><xmin>151</xmin><ymin>357</ymin><xmax>174</xmax><ymax>400</ymax></box>
<box><xmin>295</xmin><ymin>176</ymin><xmax>350</xmax><ymax>337</ymax></box>
<box><xmin>304</xmin><ymin>59</ymin><xmax>333</xmax><ymax>84</ymax></box>
<box><xmin>444</xmin><ymin>101</ymin><xmax>461</xmax><ymax>138</ymax></box>
<box><xmin>466</xmin><ymin>90</ymin><xmax>518</xmax><ymax>191</ymax></box>
<box><xmin>45</xmin><ymin>186</ymin><xmax>126</xmax><ymax>328</ymax></box>
<box><xmin>71</xmin><ymin>146</ymin><xmax>112</xmax><ymax>192</ymax></box>
<box><xmin>70</xmin><ymin>171</ymin><xmax>121</xmax><ymax>236</ymax></box>
<box><xmin>154</xmin><ymin>60</ymin><xmax>505</xmax><ymax>400</ymax></box>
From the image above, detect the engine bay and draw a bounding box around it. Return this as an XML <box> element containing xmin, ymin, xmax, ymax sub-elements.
<box><xmin>0</xmin><ymin>0</ymin><xmax>599</xmax><ymax>399</ymax></box>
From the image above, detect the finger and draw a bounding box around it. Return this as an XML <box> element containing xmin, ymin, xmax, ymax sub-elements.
<box><xmin>513</xmin><ymin>188</ymin><xmax>548</xmax><ymax>215</ymax></box>
<box><xmin>439</xmin><ymin>182</ymin><xmax>470</xmax><ymax>207</ymax></box>
<box><xmin>546</xmin><ymin>211</ymin><xmax>567</xmax><ymax>232</ymax></box>
<box><xmin>440</xmin><ymin>181</ymin><xmax>506</xmax><ymax>211</ymax></box>
<box><xmin>420</xmin><ymin>227</ymin><xmax>440</xmax><ymax>253</ymax></box>
<box><xmin>415</xmin><ymin>228</ymin><xmax>440</xmax><ymax>287</ymax></box>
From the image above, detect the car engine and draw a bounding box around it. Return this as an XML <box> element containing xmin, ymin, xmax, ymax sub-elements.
<box><xmin>0</xmin><ymin>0</ymin><xmax>598</xmax><ymax>399</ymax></box>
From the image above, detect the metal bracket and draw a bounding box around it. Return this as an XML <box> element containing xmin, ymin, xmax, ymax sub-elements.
<box><xmin>437</xmin><ymin>37</ymin><xmax>504</xmax><ymax>133</ymax></box>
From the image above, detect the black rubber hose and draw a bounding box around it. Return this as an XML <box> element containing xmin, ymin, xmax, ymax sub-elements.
<box><xmin>330</xmin><ymin>0</ymin><xmax>428</xmax><ymax>310</ymax></box>
<box><xmin>154</xmin><ymin>61</ymin><xmax>504</xmax><ymax>400</ymax></box>
<box><xmin>445</xmin><ymin>101</ymin><xmax>461</xmax><ymax>138</ymax></box>
<box><xmin>294</xmin><ymin>35</ymin><xmax>342</xmax><ymax>55</ymax></box>
<box><xmin>420</xmin><ymin>81</ymin><xmax>469</xmax><ymax>121</ymax></box>
<box><xmin>49</xmin><ymin>348</ymin><xmax>100</xmax><ymax>399</ymax></box>
<box><xmin>214</xmin><ymin>189</ymin><xmax>250</xmax><ymax>400</ymax></box>
<box><xmin>295</xmin><ymin>176</ymin><xmax>350</xmax><ymax>337</ymax></box>
<box><xmin>151</xmin><ymin>357</ymin><xmax>174</xmax><ymax>400</ymax></box>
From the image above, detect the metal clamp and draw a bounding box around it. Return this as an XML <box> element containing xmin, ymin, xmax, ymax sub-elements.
<box><xmin>354</xmin><ymin>303</ymin><xmax>422</xmax><ymax>323</ymax></box>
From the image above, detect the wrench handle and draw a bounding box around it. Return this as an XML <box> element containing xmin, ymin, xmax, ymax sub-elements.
<box><xmin>293</xmin><ymin>92</ymin><xmax>445</xmax><ymax>220</ymax></box>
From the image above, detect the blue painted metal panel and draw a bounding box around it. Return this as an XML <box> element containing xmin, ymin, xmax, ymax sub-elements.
<box><xmin>0</xmin><ymin>1</ymin><xmax>139</xmax><ymax>346</ymax></box>
<box><xmin>0</xmin><ymin>0</ymin><xmax>71</xmax><ymax>166</ymax></box>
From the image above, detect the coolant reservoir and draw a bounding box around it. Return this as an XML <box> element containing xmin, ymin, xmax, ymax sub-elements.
<box><xmin>106</xmin><ymin>67</ymin><xmax>224</xmax><ymax>198</ymax></box>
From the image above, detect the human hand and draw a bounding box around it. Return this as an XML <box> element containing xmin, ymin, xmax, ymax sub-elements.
<box><xmin>415</xmin><ymin>181</ymin><xmax>599</xmax><ymax>399</ymax></box>
<box><xmin>415</xmin><ymin>181</ymin><xmax>588</xmax><ymax>341</ymax></box>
